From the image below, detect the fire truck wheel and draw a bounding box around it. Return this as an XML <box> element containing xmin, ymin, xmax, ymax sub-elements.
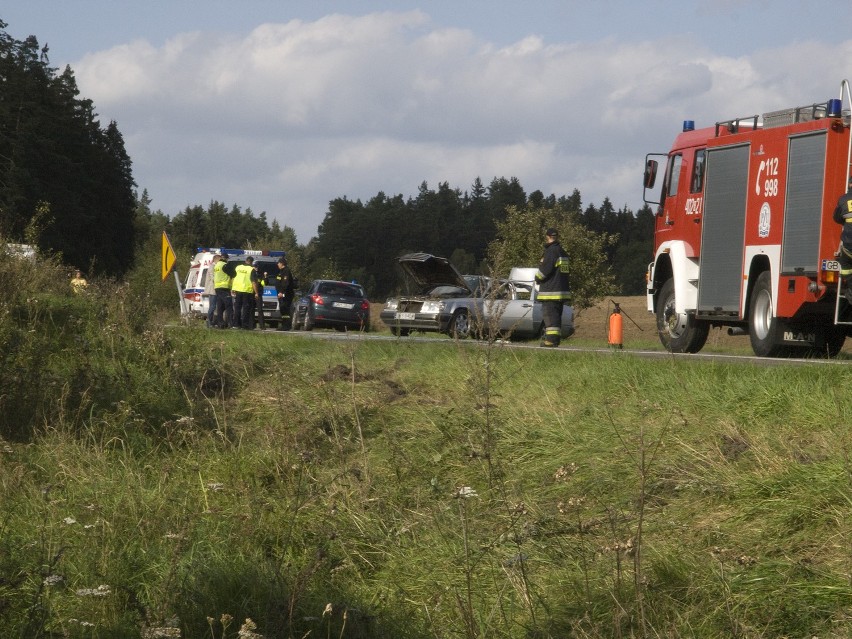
<box><xmin>748</xmin><ymin>271</ymin><xmax>786</xmax><ymax>357</ymax></box>
<box><xmin>656</xmin><ymin>279</ymin><xmax>709</xmax><ymax>353</ymax></box>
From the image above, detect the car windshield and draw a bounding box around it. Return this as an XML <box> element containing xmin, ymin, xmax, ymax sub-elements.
<box><xmin>428</xmin><ymin>285</ymin><xmax>470</xmax><ymax>298</ymax></box>
<box><xmin>317</xmin><ymin>282</ymin><xmax>364</xmax><ymax>297</ymax></box>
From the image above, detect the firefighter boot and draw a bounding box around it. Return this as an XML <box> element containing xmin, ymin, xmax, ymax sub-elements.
<box><xmin>540</xmin><ymin>328</ymin><xmax>560</xmax><ymax>348</ymax></box>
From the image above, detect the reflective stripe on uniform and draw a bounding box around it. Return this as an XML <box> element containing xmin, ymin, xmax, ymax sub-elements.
<box><xmin>538</xmin><ymin>292</ymin><xmax>571</xmax><ymax>301</ymax></box>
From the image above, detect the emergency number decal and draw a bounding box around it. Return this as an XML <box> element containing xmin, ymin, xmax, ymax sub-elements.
<box><xmin>755</xmin><ymin>157</ymin><xmax>780</xmax><ymax>197</ymax></box>
<box><xmin>758</xmin><ymin>202</ymin><xmax>771</xmax><ymax>238</ymax></box>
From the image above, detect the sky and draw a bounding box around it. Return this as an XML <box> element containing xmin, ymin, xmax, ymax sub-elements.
<box><xmin>5</xmin><ymin>1</ymin><xmax>852</xmax><ymax>244</ymax></box>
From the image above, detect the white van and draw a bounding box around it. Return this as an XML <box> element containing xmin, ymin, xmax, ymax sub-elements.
<box><xmin>182</xmin><ymin>248</ymin><xmax>286</xmax><ymax>326</ymax></box>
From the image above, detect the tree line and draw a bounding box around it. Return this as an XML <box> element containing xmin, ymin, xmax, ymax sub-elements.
<box><xmin>1</xmin><ymin>21</ymin><xmax>654</xmax><ymax>302</ymax></box>
<box><xmin>0</xmin><ymin>21</ymin><xmax>136</xmax><ymax>276</ymax></box>
<box><xmin>154</xmin><ymin>178</ymin><xmax>654</xmax><ymax>301</ymax></box>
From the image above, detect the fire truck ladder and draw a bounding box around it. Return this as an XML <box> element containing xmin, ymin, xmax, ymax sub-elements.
<box><xmin>833</xmin><ymin>79</ymin><xmax>852</xmax><ymax>326</ymax></box>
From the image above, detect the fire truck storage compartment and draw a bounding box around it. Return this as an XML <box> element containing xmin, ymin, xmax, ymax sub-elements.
<box><xmin>781</xmin><ymin>131</ymin><xmax>826</xmax><ymax>274</ymax></box>
<box><xmin>697</xmin><ymin>144</ymin><xmax>749</xmax><ymax>314</ymax></box>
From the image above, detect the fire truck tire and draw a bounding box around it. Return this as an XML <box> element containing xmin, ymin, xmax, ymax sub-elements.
<box><xmin>748</xmin><ymin>271</ymin><xmax>786</xmax><ymax>357</ymax></box>
<box><xmin>656</xmin><ymin>279</ymin><xmax>709</xmax><ymax>353</ymax></box>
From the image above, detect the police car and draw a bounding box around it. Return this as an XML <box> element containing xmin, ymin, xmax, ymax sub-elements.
<box><xmin>182</xmin><ymin>247</ymin><xmax>286</xmax><ymax>327</ymax></box>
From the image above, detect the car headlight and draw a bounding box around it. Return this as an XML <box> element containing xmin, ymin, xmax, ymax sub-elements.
<box><xmin>384</xmin><ymin>299</ymin><xmax>399</xmax><ymax>311</ymax></box>
<box><xmin>420</xmin><ymin>300</ymin><xmax>444</xmax><ymax>314</ymax></box>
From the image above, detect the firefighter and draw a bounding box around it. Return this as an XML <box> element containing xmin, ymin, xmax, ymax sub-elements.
<box><xmin>833</xmin><ymin>176</ymin><xmax>852</xmax><ymax>293</ymax></box>
<box><xmin>255</xmin><ymin>265</ymin><xmax>267</xmax><ymax>330</ymax></box>
<box><xmin>535</xmin><ymin>227</ymin><xmax>570</xmax><ymax>347</ymax></box>
<box><xmin>274</xmin><ymin>256</ymin><xmax>295</xmax><ymax>330</ymax></box>
<box><xmin>232</xmin><ymin>256</ymin><xmax>258</xmax><ymax>330</ymax></box>
<box><xmin>213</xmin><ymin>254</ymin><xmax>234</xmax><ymax>328</ymax></box>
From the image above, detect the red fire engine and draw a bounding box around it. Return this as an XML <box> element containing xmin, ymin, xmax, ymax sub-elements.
<box><xmin>644</xmin><ymin>80</ymin><xmax>852</xmax><ymax>357</ymax></box>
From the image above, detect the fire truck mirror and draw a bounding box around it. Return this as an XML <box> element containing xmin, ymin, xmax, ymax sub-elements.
<box><xmin>644</xmin><ymin>159</ymin><xmax>658</xmax><ymax>189</ymax></box>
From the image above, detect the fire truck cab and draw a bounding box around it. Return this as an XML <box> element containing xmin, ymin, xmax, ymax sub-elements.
<box><xmin>644</xmin><ymin>80</ymin><xmax>852</xmax><ymax>357</ymax></box>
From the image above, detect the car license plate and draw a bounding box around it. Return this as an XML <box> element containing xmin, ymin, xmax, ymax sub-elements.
<box><xmin>396</xmin><ymin>312</ymin><xmax>415</xmax><ymax>320</ymax></box>
<box><xmin>333</xmin><ymin>302</ymin><xmax>354</xmax><ymax>309</ymax></box>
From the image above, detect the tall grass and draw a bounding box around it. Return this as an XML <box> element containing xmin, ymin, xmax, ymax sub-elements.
<box><xmin>2</xmin><ymin>250</ymin><xmax>852</xmax><ymax>637</ymax></box>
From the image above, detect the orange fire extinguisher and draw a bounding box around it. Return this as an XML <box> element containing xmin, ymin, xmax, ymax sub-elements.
<box><xmin>608</xmin><ymin>302</ymin><xmax>623</xmax><ymax>349</ymax></box>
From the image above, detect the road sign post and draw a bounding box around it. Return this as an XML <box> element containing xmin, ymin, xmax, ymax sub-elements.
<box><xmin>162</xmin><ymin>232</ymin><xmax>188</xmax><ymax>318</ymax></box>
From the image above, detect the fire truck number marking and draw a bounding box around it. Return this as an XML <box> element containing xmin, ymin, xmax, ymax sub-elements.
<box><xmin>755</xmin><ymin>157</ymin><xmax>780</xmax><ymax>197</ymax></box>
<box><xmin>684</xmin><ymin>197</ymin><xmax>702</xmax><ymax>215</ymax></box>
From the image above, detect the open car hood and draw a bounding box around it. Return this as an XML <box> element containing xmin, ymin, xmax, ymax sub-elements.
<box><xmin>397</xmin><ymin>253</ymin><xmax>471</xmax><ymax>292</ymax></box>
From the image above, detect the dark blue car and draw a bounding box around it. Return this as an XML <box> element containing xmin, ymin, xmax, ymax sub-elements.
<box><xmin>291</xmin><ymin>280</ymin><xmax>371</xmax><ymax>332</ymax></box>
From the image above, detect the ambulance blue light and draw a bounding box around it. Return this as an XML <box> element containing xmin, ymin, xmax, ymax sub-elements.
<box><xmin>683</xmin><ymin>120</ymin><xmax>695</xmax><ymax>132</ymax></box>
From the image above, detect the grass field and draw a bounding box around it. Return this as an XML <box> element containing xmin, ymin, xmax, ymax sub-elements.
<box><xmin>3</xmin><ymin>263</ymin><xmax>852</xmax><ymax>638</ymax></box>
<box><xmin>4</xmin><ymin>332</ymin><xmax>852</xmax><ymax>637</ymax></box>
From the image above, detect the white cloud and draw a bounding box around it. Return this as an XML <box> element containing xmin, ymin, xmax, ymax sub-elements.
<box><xmin>73</xmin><ymin>11</ymin><xmax>852</xmax><ymax>243</ymax></box>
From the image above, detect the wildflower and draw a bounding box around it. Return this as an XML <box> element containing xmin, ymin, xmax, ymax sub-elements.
<box><xmin>69</xmin><ymin>618</ymin><xmax>95</xmax><ymax>628</ymax></box>
<box><xmin>238</xmin><ymin>618</ymin><xmax>264</xmax><ymax>638</ymax></box>
<box><xmin>456</xmin><ymin>486</ymin><xmax>478</xmax><ymax>498</ymax></box>
<box><xmin>43</xmin><ymin>574</ymin><xmax>64</xmax><ymax>586</ymax></box>
<box><xmin>141</xmin><ymin>628</ymin><xmax>181</xmax><ymax>638</ymax></box>
<box><xmin>63</xmin><ymin>517</ymin><xmax>77</xmax><ymax>525</ymax></box>
<box><xmin>554</xmin><ymin>463</ymin><xmax>578</xmax><ymax>481</ymax></box>
<box><xmin>75</xmin><ymin>584</ymin><xmax>111</xmax><ymax>597</ymax></box>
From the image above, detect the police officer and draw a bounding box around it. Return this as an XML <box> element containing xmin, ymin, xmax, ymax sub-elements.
<box><xmin>833</xmin><ymin>176</ymin><xmax>852</xmax><ymax>293</ymax></box>
<box><xmin>212</xmin><ymin>253</ymin><xmax>235</xmax><ymax>328</ymax></box>
<box><xmin>535</xmin><ymin>227</ymin><xmax>570</xmax><ymax>347</ymax></box>
<box><xmin>232</xmin><ymin>256</ymin><xmax>258</xmax><ymax>329</ymax></box>
<box><xmin>274</xmin><ymin>256</ymin><xmax>295</xmax><ymax>330</ymax></box>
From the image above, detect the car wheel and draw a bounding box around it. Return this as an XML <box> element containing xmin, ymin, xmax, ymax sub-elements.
<box><xmin>303</xmin><ymin>311</ymin><xmax>314</xmax><ymax>331</ymax></box>
<box><xmin>449</xmin><ymin>310</ymin><xmax>471</xmax><ymax>339</ymax></box>
<box><xmin>390</xmin><ymin>326</ymin><xmax>410</xmax><ymax>337</ymax></box>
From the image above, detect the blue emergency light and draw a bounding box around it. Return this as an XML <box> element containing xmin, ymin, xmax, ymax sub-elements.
<box><xmin>196</xmin><ymin>247</ymin><xmax>285</xmax><ymax>258</ymax></box>
<box><xmin>827</xmin><ymin>98</ymin><xmax>842</xmax><ymax>118</ymax></box>
<box><xmin>683</xmin><ymin>120</ymin><xmax>695</xmax><ymax>132</ymax></box>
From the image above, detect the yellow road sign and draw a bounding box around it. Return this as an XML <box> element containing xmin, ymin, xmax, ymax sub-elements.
<box><xmin>161</xmin><ymin>231</ymin><xmax>177</xmax><ymax>281</ymax></box>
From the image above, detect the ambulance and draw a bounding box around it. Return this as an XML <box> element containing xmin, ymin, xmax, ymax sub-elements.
<box><xmin>182</xmin><ymin>248</ymin><xmax>286</xmax><ymax>327</ymax></box>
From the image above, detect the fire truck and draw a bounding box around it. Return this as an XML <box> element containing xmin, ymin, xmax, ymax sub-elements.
<box><xmin>644</xmin><ymin>80</ymin><xmax>852</xmax><ymax>357</ymax></box>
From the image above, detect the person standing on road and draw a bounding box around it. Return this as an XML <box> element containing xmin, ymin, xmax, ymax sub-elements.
<box><xmin>274</xmin><ymin>256</ymin><xmax>295</xmax><ymax>330</ymax></box>
<box><xmin>232</xmin><ymin>255</ymin><xmax>257</xmax><ymax>330</ymax></box>
<box><xmin>204</xmin><ymin>254</ymin><xmax>220</xmax><ymax>328</ymax></box>
<box><xmin>213</xmin><ymin>254</ymin><xmax>235</xmax><ymax>328</ymax></box>
<box><xmin>535</xmin><ymin>227</ymin><xmax>570</xmax><ymax>347</ymax></box>
<box><xmin>254</xmin><ymin>265</ymin><xmax>267</xmax><ymax>330</ymax></box>
<box><xmin>833</xmin><ymin>176</ymin><xmax>852</xmax><ymax>292</ymax></box>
